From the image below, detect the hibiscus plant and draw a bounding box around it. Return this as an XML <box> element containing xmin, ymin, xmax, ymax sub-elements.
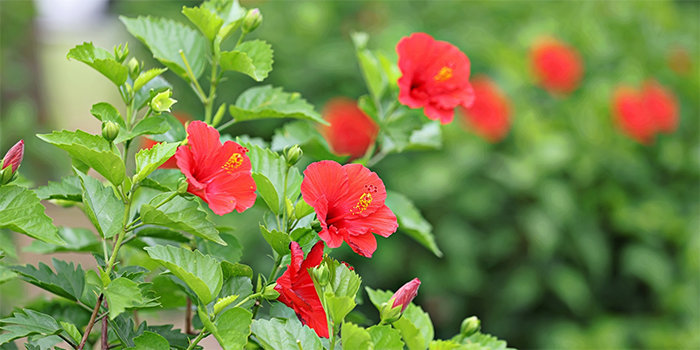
<box><xmin>0</xmin><ymin>1</ymin><xmax>511</xmax><ymax>349</ymax></box>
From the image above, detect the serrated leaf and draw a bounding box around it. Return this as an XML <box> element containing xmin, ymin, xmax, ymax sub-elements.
<box><xmin>120</xmin><ymin>16</ymin><xmax>206</xmax><ymax>81</ymax></box>
<box><xmin>221</xmin><ymin>261</ymin><xmax>253</xmax><ymax>280</ymax></box>
<box><xmin>147</xmin><ymin>113</ymin><xmax>186</xmax><ymax>143</ymax></box>
<box><xmin>140</xmin><ymin>192</ymin><xmax>224</xmax><ymax>245</ymax></box>
<box><xmin>368</xmin><ymin>325</ymin><xmax>404</xmax><ymax>350</ymax></box>
<box><xmin>124</xmin><ymin>331</ymin><xmax>170</xmax><ymax>350</ymax></box>
<box><xmin>251</xmin><ymin>318</ymin><xmax>323</xmax><ymax>350</ymax></box>
<box><xmin>196</xmin><ymin>233</ymin><xmax>242</xmax><ymax>264</ymax></box>
<box><xmin>341</xmin><ymin>322</ymin><xmax>372</xmax><ymax>350</ymax></box>
<box><xmin>147</xmin><ymin>169</ymin><xmax>185</xmax><ymax>191</ymax></box>
<box><xmin>0</xmin><ymin>266</ymin><xmax>17</xmax><ymax>285</ymax></box>
<box><xmin>67</xmin><ymin>42</ymin><xmax>127</xmax><ymax>86</ymax></box>
<box><xmin>203</xmin><ymin>0</ymin><xmax>246</xmax><ymax>41</ymax></box>
<box><xmin>35</xmin><ymin>176</ymin><xmax>82</xmax><ymax>202</ymax></box>
<box><xmin>114</xmin><ymin>117</ymin><xmax>170</xmax><ymax>144</ymax></box>
<box><xmin>182</xmin><ymin>6</ymin><xmax>223</xmax><ymax>43</ymax></box>
<box><xmin>37</xmin><ymin>130</ymin><xmax>125</xmax><ymax>185</ymax></box>
<box><xmin>259</xmin><ymin>225</ymin><xmax>291</xmax><ymax>256</ymax></box>
<box><xmin>365</xmin><ymin>288</ymin><xmax>434</xmax><ymax>350</ymax></box>
<box><xmin>0</xmin><ymin>310</ymin><xmax>62</xmax><ymax>344</ymax></box>
<box><xmin>133</xmin><ymin>68</ymin><xmax>168</xmax><ymax>92</ymax></box>
<box><xmin>134</xmin><ymin>76</ymin><xmax>172</xmax><ymax>110</ymax></box>
<box><xmin>147</xmin><ymin>325</ymin><xmax>195</xmax><ymax>350</ymax></box>
<box><xmin>430</xmin><ymin>340</ymin><xmax>467</xmax><ymax>350</ymax></box>
<box><xmin>385</xmin><ymin>191</ymin><xmax>442</xmax><ymax>257</ymax></box>
<box><xmin>104</xmin><ymin>278</ymin><xmax>146</xmax><ymax>319</ymax></box>
<box><xmin>207</xmin><ymin>308</ymin><xmax>252</xmax><ymax>350</ymax></box>
<box><xmin>10</xmin><ymin>259</ymin><xmax>84</xmax><ymax>302</ymax></box>
<box><xmin>135</xmin><ymin>226</ymin><xmax>190</xmax><ymax>243</ymax></box>
<box><xmin>23</xmin><ymin>227</ymin><xmax>100</xmax><ymax>254</ymax></box>
<box><xmin>139</xmin><ymin>178</ymin><xmax>173</xmax><ymax>192</ymax></box>
<box><xmin>221</xmin><ymin>40</ymin><xmax>273</xmax><ymax>81</ymax></box>
<box><xmin>253</xmin><ymin>173</ymin><xmax>280</xmax><ymax>214</ymax></box>
<box><xmin>133</xmin><ymin>142</ymin><xmax>179</xmax><ymax>184</ymax></box>
<box><xmin>76</xmin><ymin>172</ymin><xmax>124</xmax><ymax>239</ymax></box>
<box><xmin>145</xmin><ymin>245</ymin><xmax>223</xmax><ymax>305</ymax></box>
<box><xmin>59</xmin><ymin>322</ymin><xmax>81</xmax><ymax>343</ymax></box>
<box><xmin>0</xmin><ymin>185</ymin><xmax>62</xmax><ymax>245</ymax></box>
<box><xmin>452</xmin><ymin>331</ymin><xmax>512</xmax><ymax>350</ymax></box>
<box><xmin>229</xmin><ymin>85</ymin><xmax>326</xmax><ymax>124</ymax></box>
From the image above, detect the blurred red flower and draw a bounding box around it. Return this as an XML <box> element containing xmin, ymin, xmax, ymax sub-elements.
<box><xmin>300</xmin><ymin>160</ymin><xmax>398</xmax><ymax>258</ymax></box>
<box><xmin>459</xmin><ymin>76</ymin><xmax>512</xmax><ymax>142</ymax></box>
<box><xmin>390</xmin><ymin>278</ymin><xmax>421</xmax><ymax>313</ymax></box>
<box><xmin>396</xmin><ymin>32</ymin><xmax>475</xmax><ymax>124</ymax></box>
<box><xmin>530</xmin><ymin>37</ymin><xmax>584</xmax><ymax>95</ymax></box>
<box><xmin>175</xmin><ymin>121</ymin><xmax>256</xmax><ymax>215</ymax></box>
<box><xmin>319</xmin><ymin>98</ymin><xmax>378</xmax><ymax>160</ymax></box>
<box><xmin>142</xmin><ymin>113</ymin><xmax>191</xmax><ymax>169</ymax></box>
<box><xmin>275</xmin><ymin>241</ymin><xmax>329</xmax><ymax>338</ymax></box>
<box><xmin>642</xmin><ymin>80</ymin><xmax>679</xmax><ymax>134</ymax></box>
<box><xmin>2</xmin><ymin>140</ymin><xmax>24</xmax><ymax>173</ymax></box>
<box><xmin>612</xmin><ymin>81</ymin><xmax>679</xmax><ymax>144</ymax></box>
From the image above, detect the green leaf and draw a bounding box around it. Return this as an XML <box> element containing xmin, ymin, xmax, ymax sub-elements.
<box><xmin>59</xmin><ymin>322</ymin><xmax>81</xmax><ymax>344</ymax></box>
<box><xmin>407</xmin><ymin>121</ymin><xmax>442</xmax><ymax>150</ymax></box>
<box><xmin>147</xmin><ymin>169</ymin><xmax>185</xmax><ymax>191</ymax></box>
<box><xmin>196</xmin><ymin>233</ymin><xmax>243</xmax><ymax>264</ymax></box>
<box><xmin>67</xmin><ymin>42</ymin><xmax>128</xmax><ymax>86</ymax></box>
<box><xmin>323</xmin><ymin>258</ymin><xmax>361</xmax><ymax>324</ymax></box>
<box><xmin>221</xmin><ymin>262</ymin><xmax>253</xmax><ymax>280</ymax></box>
<box><xmin>140</xmin><ymin>192</ymin><xmax>224</xmax><ymax>245</ymax></box>
<box><xmin>351</xmin><ymin>33</ymin><xmax>387</xmax><ymax>101</ymax></box>
<box><xmin>182</xmin><ymin>5</ymin><xmax>223</xmax><ymax>43</ymax></box>
<box><xmin>90</xmin><ymin>102</ymin><xmax>126</xmax><ymax>129</ymax></box>
<box><xmin>10</xmin><ymin>259</ymin><xmax>84</xmax><ymax>302</ymax></box>
<box><xmin>133</xmin><ymin>142</ymin><xmax>179</xmax><ymax>184</ymax></box>
<box><xmin>0</xmin><ymin>310</ymin><xmax>62</xmax><ymax>344</ymax></box>
<box><xmin>208</xmin><ymin>308</ymin><xmax>252</xmax><ymax>350</ymax></box>
<box><xmin>124</xmin><ymin>331</ymin><xmax>170</xmax><ymax>350</ymax></box>
<box><xmin>139</xmin><ymin>178</ymin><xmax>174</xmax><ymax>192</ymax></box>
<box><xmin>134</xmin><ymin>76</ymin><xmax>172</xmax><ymax>111</ymax></box>
<box><xmin>37</xmin><ymin>130</ymin><xmax>125</xmax><ymax>186</ymax></box>
<box><xmin>120</xmin><ymin>16</ymin><xmax>206</xmax><ymax>82</ymax></box>
<box><xmin>0</xmin><ymin>266</ymin><xmax>17</xmax><ymax>285</ymax></box>
<box><xmin>385</xmin><ymin>191</ymin><xmax>442</xmax><ymax>257</ymax></box>
<box><xmin>229</xmin><ymin>85</ymin><xmax>326</xmax><ymax>124</ymax></box>
<box><xmin>114</xmin><ymin>117</ymin><xmax>170</xmax><ymax>144</ymax></box>
<box><xmin>251</xmin><ymin>318</ymin><xmax>323</xmax><ymax>350</ymax></box>
<box><xmin>104</xmin><ymin>277</ymin><xmax>145</xmax><ymax>319</ymax></box>
<box><xmin>380</xmin><ymin>111</ymin><xmax>424</xmax><ymax>153</ymax></box>
<box><xmin>145</xmin><ymin>245</ymin><xmax>223</xmax><ymax>305</ymax></box>
<box><xmin>429</xmin><ymin>340</ymin><xmax>467</xmax><ymax>350</ymax></box>
<box><xmin>23</xmin><ymin>227</ymin><xmax>100</xmax><ymax>254</ymax></box>
<box><xmin>35</xmin><ymin>176</ymin><xmax>82</xmax><ymax>202</ymax></box>
<box><xmin>365</xmin><ymin>288</ymin><xmax>434</xmax><ymax>350</ymax></box>
<box><xmin>77</xmin><ymin>172</ymin><xmax>124</xmax><ymax>239</ymax></box>
<box><xmin>341</xmin><ymin>323</ymin><xmax>372</xmax><ymax>350</ymax></box>
<box><xmin>368</xmin><ymin>325</ymin><xmax>404</xmax><ymax>350</ymax></box>
<box><xmin>294</xmin><ymin>199</ymin><xmax>315</xmax><ymax>219</ymax></box>
<box><xmin>221</xmin><ymin>40</ymin><xmax>273</xmax><ymax>81</ymax></box>
<box><xmin>259</xmin><ymin>225</ymin><xmax>291</xmax><ymax>256</ymax></box>
<box><xmin>147</xmin><ymin>113</ymin><xmax>187</xmax><ymax>143</ymax></box>
<box><xmin>0</xmin><ymin>185</ymin><xmax>62</xmax><ymax>245</ymax></box>
<box><xmin>203</xmin><ymin>0</ymin><xmax>246</xmax><ymax>41</ymax></box>
<box><xmin>253</xmin><ymin>173</ymin><xmax>280</xmax><ymax>214</ymax></box>
<box><xmin>270</xmin><ymin>121</ymin><xmax>347</xmax><ymax>162</ymax></box>
<box><xmin>240</xmin><ymin>142</ymin><xmax>303</xmax><ymax>212</ymax></box>
<box><xmin>452</xmin><ymin>331</ymin><xmax>512</xmax><ymax>350</ymax></box>
<box><xmin>133</xmin><ymin>68</ymin><xmax>168</xmax><ymax>92</ymax></box>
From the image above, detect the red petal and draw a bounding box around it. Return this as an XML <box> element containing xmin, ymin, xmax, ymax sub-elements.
<box><xmin>391</xmin><ymin>278</ymin><xmax>421</xmax><ymax>313</ymax></box>
<box><xmin>301</xmin><ymin>241</ymin><xmax>325</xmax><ymax>270</ymax></box>
<box><xmin>343</xmin><ymin>231</ymin><xmax>377</xmax><ymax>258</ymax></box>
<box><xmin>301</xmin><ymin>161</ymin><xmax>350</xmax><ymax>214</ymax></box>
<box><xmin>204</xmin><ymin>171</ymin><xmax>256</xmax><ymax>215</ymax></box>
<box><xmin>342</xmin><ymin>205</ymin><xmax>398</xmax><ymax>238</ymax></box>
<box><xmin>187</xmin><ymin>121</ymin><xmax>222</xmax><ymax>165</ymax></box>
<box><xmin>341</xmin><ymin>164</ymin><xmax>387</xmax><ymax>218</ymax></box>
<box><xmin>424</xmin><ymin>104</ymin><xmax>455</xmax><ymax>124</ymax></box>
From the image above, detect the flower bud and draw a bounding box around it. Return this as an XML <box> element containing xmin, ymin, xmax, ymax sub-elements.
<box><xmin>241</xmin><ymin>9</ymin><xmax>263</xmax><ymax>34</ymax></box>
<box><xmin>2</xmin><ymin>140</ymin><xmax>24</xmax><ymax>174</ymax></box>
<box><xmin>311</xmin><ymin>220</ymin><xmax>322</xmax><ymax>232</ymax></box>
<box><xmin>390</xmin><ymin>278</ymin><xmax>421</xmax><ymax>313</ymax></box>
<box><xmin>379</xmin><ymin>301</ymin><xmax>402</xmax><ymax>324</ymax></box>
<box><xmin>0</xmin><ymin>167</ymin><xmax>14</xmax><ymax>186</ymax></box>
<box><xmin>312</xmin><ymin>265</ymin><xmax>330</xmax><ymax>287</ymax></box>
<box><xmin>262</xmin><ymin>283</ymin><xmax>280</xmax><ymax>300</ymax></box>
<box><xmin>150</xmin><ymin>89</ymin><xmax>177</xmax><ymax>113</ymax></box>
<box><xmin>101</xmin><ymin>121</ymin><xmax>120</xmax><ymax>143</ymax></box>
<box><xmin>127</xmin><ymin>57</ymin><xmax>141</xmax><ymax>80</ymax></box>
<box><xmin>460</xmin><ymin>316</ymin><xmax>481</xmax><ymax>337</ymax></box>
<box><xmin>284</xmin><ymin>145</ymin><xmax>303</xmax><ymax>167</ymax></box>
<box><xmin>177</xmin><ymin>178</ymin><xmax>189</xmax><ymax>195</ymax></box>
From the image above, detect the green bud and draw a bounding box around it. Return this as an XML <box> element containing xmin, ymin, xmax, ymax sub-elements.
<box><xmin>241</xmin><ymin>8</ymin><xmax>263</xmax><ymax>34</ymax></box>
<box><xmin>177</xmin><ymin>178</ymin><xmax>189</xmax><ymax>195</ymax></box>
<box><xmin>212</xmin><ymin>103</ymin><xmax>227</xmax><ymax>127</ymax></box>
<box><xmin>460</xmin><ymin>316</ymin><xmax>480</xmax><ymax>336</ymax></box>
<box><xmin>0</xmin><ymin>166</ymin><xmax>14</xmax><ymax>185</ymax></box>
<box><xmin>213</xmin><ymin>295</ymin><xmax>238</xmax><ymax>315</ymax></box>
<box><xmin>127</xmin><ymin>57</ymin><xmax>141</xmax><ymax>80</ymax></box>
<box><xmin>113</xmin><ymin>43</ymin><xmax>129</xmax><ymax>63</ymax></box>
<box><xmin>262</xmin><ymin>283</ymin><xmax>280</xmax><ymax>300</ymax></box>
<box><xmin>311</xmin><ymin>220</ymin><xmax>322</xmax><ymax>232</ymax></box>
<box><xmin>312</xmin><ymin>265</ymin><xmax>330</xmax><ymax>287</ymax></box>
<box><xmin>101</xmin><ymin>121</ymin><xmax>120</xmax><ymax>143</ymax></box>
<box><xmin>150</xmin><ymin>89</ymin><xmax>177</xmax><ymax>113</ymax></box>
<box><xmin>379</xmin><ymin>299</ymin><xmax>402</xmax><ymax>324</ymax></box>
<box><xmin>284</xmin><ymin>145</ymin><xmax>303</xmax><ymax>167</ymax></box>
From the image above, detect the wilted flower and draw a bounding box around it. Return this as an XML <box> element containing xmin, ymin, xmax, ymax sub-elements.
<box><xmin>459</xmin><ymin>76</ymin><xmax>512</xmax><ymax>142</ymax></box>
<box><xmin>319</xmin><ymin>98</ymin><xmax>378</xmax><ymax>160</ymax></box>
<box><xmin>530</xmin><ymin>37</ymin><xmax>584</xmax><ymax>95</ymax></box>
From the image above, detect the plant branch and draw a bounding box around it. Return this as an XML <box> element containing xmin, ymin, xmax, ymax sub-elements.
<box><xmin>179</xmin><ymin>50</ymin><xmax>207</xmax><ymax>102</ymax></box>
<box><xmin>185</xmin><ymin>331</ymin><xmax>209</xmax><ymax>350</ymax></box>
<box><xmin>77</xmin><ymin>294</ymin><xmax>103</xmax><ymax>350</ymax></box>
<box><xmin>101</xmin><ymin>301</ymin><xmax>109</xmax><ymax>350</ymax></box>
<box><xmin>215</xmin><ymin>117</ymin><xmax>236</xmax><ymax>132</ymax></box>
<box><xmin>186</xmin><ymin>297</ymin><xmax>193</xmax><ymax>335</ymax></box>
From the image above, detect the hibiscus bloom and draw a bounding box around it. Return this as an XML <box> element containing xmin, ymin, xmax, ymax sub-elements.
<box><xmin>396</xmin><ymin>32</ymin><xmax>475</xmax><ymax>124</ymax></box>
<box><xmin>530</xmin><ymin>37</ymin><xmax>583</xmax><ymax>95</ymax></box>
<box><xmin>175</xmin><ymin>121</ymin><xmax>256</xmax><ymax>215</ymax></box>
<box><xmin>612</xmin><ymin>86</ymin><xmax>656</xmax><ymax>144</ymax></box>
<box><xmin>319</xmin><ymin>98</ymin><xmax>379</xmax><ymax>160</ymax></box>
<box><xmin>642</xmin><ymin>80</ymin><xmax>679</xmax><ymax>134</ymax></box>
<box><xmin>300</xmin><ymin>160</ymin><xmax>398</xmax><ymax>258</ymax></box>
<box><xmin>459</xmin><ymin>76</ymin><xmax>512</xmax><ymax>142</ymax></box>
<box><xmin>274</xmin><ymin>241</ymin><xmax>329</xmax><ymax>338</ymax></box>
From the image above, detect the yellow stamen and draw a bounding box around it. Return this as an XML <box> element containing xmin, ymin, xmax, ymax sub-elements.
<box><xmin>351</xmin><ymin>193</ymin><xmax>373</xmax><ymax>215</ymax></box>
<box><xmin>434</xmin><ymin>66</ymin><xmax>453</xmax><ymax>82</ymax></box>
<box><xmin>222</xmin><ymin>153</ymin><xmax>243</xmax><ymax>173</ymax></box>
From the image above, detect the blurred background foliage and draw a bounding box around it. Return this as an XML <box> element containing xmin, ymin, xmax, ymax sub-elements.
<box><xmin>1</xmin><ymin>0</ymin><xmax>698</xmax><ymax>349</ymax></box>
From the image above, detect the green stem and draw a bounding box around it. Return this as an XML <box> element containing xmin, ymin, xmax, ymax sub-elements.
<box><xmin>235</xmin><ymin>32</ymin><xmax>247</xmax><ymax>48</ymax></box>
<box><xmin>233</xmin><ymin>291</ymin><xmax>263</xmax><ymax>309</ymax></box>
<box><xmin>179</xmin><ymin>50</ymin><xmax>207</xmax><ymax>102</ymax></box>
<box><xmin>251</xmin><ymin>254</ymin><xmax>284</xmax><ymax>318</ymax></box>
<box><xmin>154</xmin><ymin>191</ymin><xmax>178</xmax><ymax>210</ymax></box>
<box><xmin>185</xmin><ymin>331</ymin><xmax>208</xmax><ymax>350</ymax></box>
<box><xmin>366</xmin><ymin>148</ymin><xmax>388</xmax><ymax>168</ymax></box>
<box><xmin>204</xmin><ymin>61</ymin><xmax>219</xmax><ymax>125</ymax></box>
<box><xmin>282</xmin><ymin>168</ymin><xmax>289</xmax><ymax>231</ymax></box>
<box><xmin>215</xmin><ymin>117</ymin><xmax>236</xmax><ymax>132</ymax></box>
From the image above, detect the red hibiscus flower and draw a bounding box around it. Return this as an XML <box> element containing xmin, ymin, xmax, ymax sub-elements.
<box><xmin>390</xmin><ymin>278</ymin><xmax>421</xmax><ymax>313</ymax></box>
<box><xmin>175</xmin><ymin>121</ymin><xmax>256</xmax><ymax>215</ymax></box>
<box><xmin>459</xmin><ymin>76</ymin><xmax>512</xmax><ymax>142</ymax></box>
<box><xmin>642</xmin><ymin>80</ymin><xmax>679</xmax><ymax>134</ymax></box>
<box><xmin>300</xmin><ymin>160</ymin><xmax>398</xmax><ymax>258</ymax></box>
<box><xmin>530</xmin><ymin>37</ymin><xmax>584</xmax><ymax>95</ymax></box>
<box><xmin>612</xmin><ymin>86</ymin><xmax>656</xmax><ymax>144</ymax></box>
<box><xmin>319</xmin><ymin>98</ymin><xmax>379</xmax><ymax>160</ymax></box>
<box><xmin>274</xmin><ymin>241</ymin><xmax>329</xmax><ymax>338</ymax></box>
<box><xmin>397</xmin><ymin>32</ymin><xmax>475</xmax><ymax>124</ymax></box>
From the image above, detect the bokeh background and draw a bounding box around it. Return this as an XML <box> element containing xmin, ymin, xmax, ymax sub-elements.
<box><xmin>1</xmin><ymin>1</ymin><xmax>698</xmax><ymax>349</ymax></box>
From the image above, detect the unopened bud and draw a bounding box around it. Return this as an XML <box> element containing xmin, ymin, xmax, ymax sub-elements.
<box><xmin>379</xmin><ymin>300</ymin><xmax>402</xmax><ymax>324</ymax></box>
<box><xmin>102</xmin><ymin>121</ymin><xmax>120</xmax><ymax>142</ymax></box>
<box><xmin>241</xmin><ymin>9</ymin><xmax>263</xmax><ymax>34</ymax></box>
<box><xmin>1</xmin><ymin>140</ymin><xmax>24</xmax><ymax>174</ymax></box>
<box><xmin>0</xmin><ymin>167</ymin><xmax>14</xmax><ymax>185</ymax></box>
<box><xmin>150</xmin><ymin>89</ymin><xmax>177</xmax><ymax>113</ymax></box>
<box><xmin>114</xmin><ymin>43</ymin><xmax>129</xmax><ymax>63</ymax></box>
<box><xmin>284</xmin><ymin>145</ymin><xmax>303</xmax><ymax>167</ymax></box>
<box><xmin>311</xmin><ymin>220</ymin><xmax>322</xmax><ymax>232</ymax></box>
<box><xmin>127</xmin><ymin>57</ymin><xmax>141</xmax><ymax>80</ymax></box>
<box><xmin>262</xmin><ymin>283</ymin><xmax>280</xmax><ymax>300</ymax></box>
<box><xmin>460</xmin><ymin>316</ymin><xmax>480</xmax><ymax>336</ymax></box>
<box><xmin>312</xmin><ymin>265</ymin><xmax>330</xmax><ymax>287</ymax></box>
<box><xmin>177</xmin><ymin>178</ymin><xmax>189</xmax><ymax>195</ymax></box>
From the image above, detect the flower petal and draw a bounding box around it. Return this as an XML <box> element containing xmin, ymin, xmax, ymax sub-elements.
<box><xmin>344</xmin><ymin>231</ymin><xmax>377</xmax><ymax>258</ymax></box>
<box><xmin>301</xmin><ymin>160</ymin><xmax>350</xmax><ymax>214</ymax></box>
<box><xmin>341</xmin><ymin>164</ymin><xmax>387</xmax><ymax>218</ymax></box>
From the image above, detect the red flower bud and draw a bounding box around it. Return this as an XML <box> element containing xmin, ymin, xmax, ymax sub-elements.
<box><xmin>2</xmin><ymin>140</ymin><xmax>24</xmax><ymax>173</ymax></box>
<box><xmin>459</xmin><ymin>76</ymin><xmax>512</xmax><ymax>142</ymax></box>
<box><xmin>530</xmin><ymin>37</ymin><xmax>584</xmax><ymax>96</ymax></box>
<box><xmin>390</xmin><ymin>278</ymin><xmax>421</xmax><ymax>313</ymax></box>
